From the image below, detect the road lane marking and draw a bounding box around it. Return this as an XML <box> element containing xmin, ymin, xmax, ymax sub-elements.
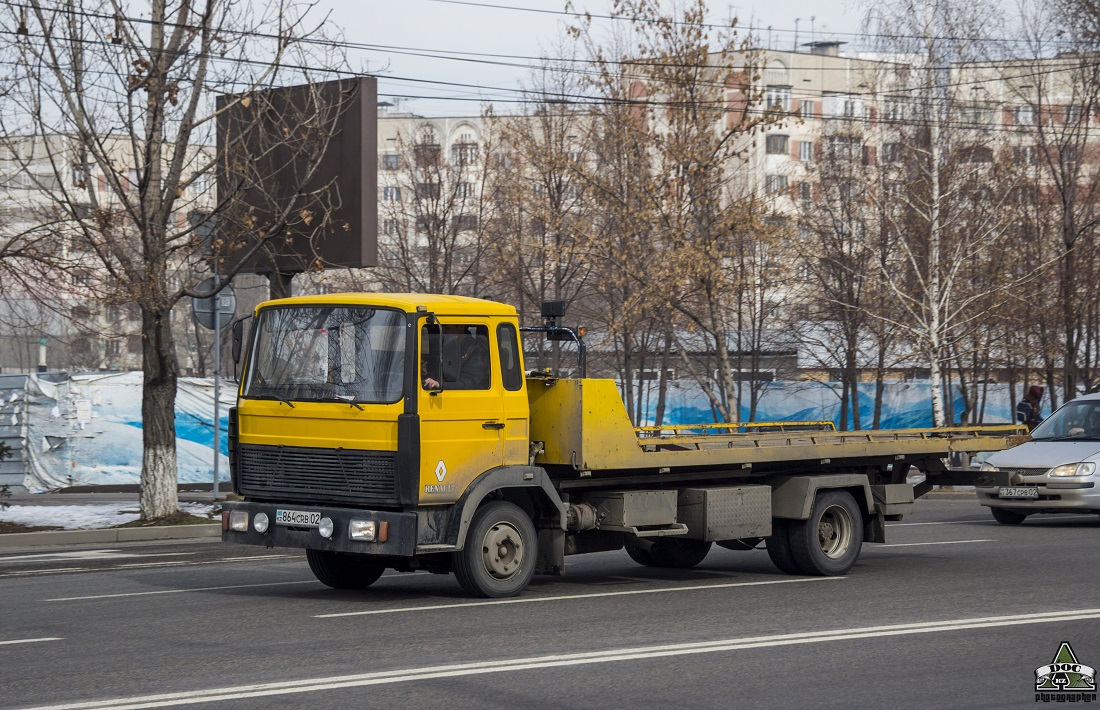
<box><xmin>315</xmin><ymin>577</ymin><xmax>845</xmax><ymax>618</ymax></box>
<box><xmin>1</xmin><ymin>555</ymin><xmax>299</xmax><ymax>579</ymax></box>
<box><xmin>43</xmin><ymin>580</ymin><xmax>318</xmax><ymax>602</ymax></box>
<box><xmin>875</xmin><ymin>539</ymin><xmax>994</xmax><ymax>547</ymax></box>
<box><xmin>888</xmin><ymin>519</ymin><xmax>992</xmax><ymax>526</ymax></box>
<box><xmin>0</xmin><ymin>551</ymin><xmax>195</xmax><ymax>564</ymax></box>
<box><xmin>17</xmin><ymin>608</ymin><xmax>1100</xmax><ymax>709</ymax></box>
<box><xmin>0</xmin><ymin>637</ymin><xmax>63</xmax><ymax>646</ymax></box>
<box><xmin>890</xmin><ymin>514</ymin><xmax>1098</xmax><ymax>527</ymax></box>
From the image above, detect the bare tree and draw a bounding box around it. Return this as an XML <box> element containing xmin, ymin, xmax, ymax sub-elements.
<box><xmin>0</xmin><ymin>0</ymin><xmax>348</xmax><ymax>518</ymax></box>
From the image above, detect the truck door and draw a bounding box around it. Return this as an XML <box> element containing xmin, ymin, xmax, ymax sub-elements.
<box><xmin>418</xmin><ymin>320</ymin><xmax>504</xmax><ymax>503</ymax></box>
<box><xmin>496</xmin><ymin>321</ymin><xmax>529</xmax><ymax>465</ymax></box>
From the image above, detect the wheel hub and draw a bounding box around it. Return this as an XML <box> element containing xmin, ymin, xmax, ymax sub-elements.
<box><xmin>817</xmin><ymin>506</ymin><xmax>852</xmax><ymax>559</ymax></box>
<box><xmin>481</xmin><ymin>522</ymin><xmax>523</xmax><ymax>580</ymax></box>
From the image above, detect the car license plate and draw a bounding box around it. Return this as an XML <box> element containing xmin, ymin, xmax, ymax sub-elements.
<box><xmin>998</xmin><ymin>487</ymin><xmax>1038</xmax><ymax>499</ymax></box>
<box><xmin>275</xmin><ymin>509</ymin><xmax>322</xmax><ymax>527</ymax></box>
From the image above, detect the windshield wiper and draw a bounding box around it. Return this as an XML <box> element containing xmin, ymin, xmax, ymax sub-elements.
<box><xmin>246</xmin><ymin>393</ymin><xmax>295</xmax><ymax>408</ymax></box>
<box><xmin>314</xmin><ymin>395</ymin><xmax>365</xmax><ymax>411</ymax></box>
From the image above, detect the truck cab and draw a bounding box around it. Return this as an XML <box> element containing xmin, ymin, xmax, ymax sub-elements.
<box><xmin>225</xmin><ymin>294</ymin><xmax>561</xmax><ymax>596</ymax></box>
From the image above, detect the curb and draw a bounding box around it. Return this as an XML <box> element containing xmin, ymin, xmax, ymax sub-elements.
<box><xmin>0</xmin><ymin>524</ymin><xmax>221</xmax><ymax>549</ymax></box>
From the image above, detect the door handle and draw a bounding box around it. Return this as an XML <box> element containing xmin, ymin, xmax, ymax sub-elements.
<box><xmin>482</xmin><ymin>421</ymin><xmax>505</xmax><ymax>430</ymax></box>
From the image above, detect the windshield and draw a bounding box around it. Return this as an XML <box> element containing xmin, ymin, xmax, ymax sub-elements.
<box><xmin>1030</xmin><ymin>399</ymin><xmax>1100</xmax><ymax>440</ymax></box>
<box><xmin>244</xmin><ymin>306</ymin><xmax>406</xmax><ymax>404</ymax></box>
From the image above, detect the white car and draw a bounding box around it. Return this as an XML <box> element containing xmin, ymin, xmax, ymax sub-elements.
<box><xmin>978</xmin><ymin>392</ymin><xmax>1100</xmax><ymax>524</ymax></box>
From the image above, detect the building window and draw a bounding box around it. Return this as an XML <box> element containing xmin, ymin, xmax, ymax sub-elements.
<box><xmin>765</xmin><ymin>85</ymin><xmax>791</xmax><ymax>114</ymax></box>
<box><xmin>381</xmin><ymin>153</ymin><xmax>402</xmax><ymax>170</ymax></box>
<box><xmin>882</xmin><ymin>143</ymin><xmax>901</xmax><ymax>163</ymax></box>
<box><xmin>1015</xmin><ymin>105</ymin><xmax>1036</xmax><ymax>125</ymax></box>
<box><xmin>457</xmin><ymin>182</ymin><xmax>474</xmax><ymax>199</ymax></box>
<box><xmin>882</xmin><ymin>100</ymin><xmax>905</xmax><ymax>122</ymax></box>
<box><xmin>451</xmin><ymin>142</ymin><xmax>477</xmax><ymax>166</ymax></box>
<box><xmin>454</xmin><ymin>214</ymin><xmax>478</xmax><ymax>231</ymax></box>
<box><xmin>765</xmin><ymin>134</ymin><xmax>789</xmax><ymax>155</ymax></box>
<box><xmin>105</xmin><ymin>339</ymin><xmax>121</xmax><ymax>357</ymax></box>
<box><xmin>413</xmin><ymin>143</ymin><xmax>441</xmax><ymax>167</ymax></box>
<box><xmin>800</xmin><ymin>100</ymin><xmax>815</xmax><ymax>120</ymax></box>
<box><xmin>1065</xmin><ymin>105</ymin><xmax>1082</xmax><ymax>124</ymax></box>
<box><xmin>1014</xmin><ymin>145</ymin><xmax>1036</xmax><ymax>165</ymax></box>
<box><xmin>414</xmin><ymin>182</ymin><xmax>441</xmax><ymax>200</ymax></box>
<box><xmin>798</xmin><ymin>182</ymin><xmax>812</xmax><ymax>205</ymax></box>
<box><xmin>798</xmin><ymin>141</ymin><xmax>813</xmax><ymax>163</ymax></box>
<box><xmin>960</xmin><ymin>104</ymin><xmax>994</xmax><ymax>126</ymax></box>
<box><xmin>960</xmin><ymin>146</ymin><xmax>993</xmax><ymax>163</ymax></box>
<box><xmin>382</xmin><ymin>219</ymin><xmax>399</xmax><ymax>235</ymax></box>
<box><xmin>383</xmin><ymin>186</ymin><xmax>401</xmax><ymax>202</ymax></box>
<box><xmin>765</xmin><ymin>174</ymin><xmax>788</xmax><ymax>194</ymax></box>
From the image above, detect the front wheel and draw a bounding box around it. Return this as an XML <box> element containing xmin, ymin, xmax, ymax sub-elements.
<box><xmin>453</xmin><ymin>501</ymin><xmax>537</xmax><ymax>598</ymax></box>
<box><xmin>787</xmin><ymin>491</ymin><xmax>864</xmax><ymax>576</ymax></box>
<box><xmin>990</xmin><ymin>507</ymin><xmax>1028</xmax><ymax>525</ymax></box>
<box><xmin>306</xmin><ymin>549</ymin><xmax>386</xmax><ymax>589</ymax></box>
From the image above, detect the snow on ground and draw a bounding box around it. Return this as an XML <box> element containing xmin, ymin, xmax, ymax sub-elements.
<box><xmin>0</xmin><ymin>502</ymin><xmax>217</xmax><ymax>530</ymax></box>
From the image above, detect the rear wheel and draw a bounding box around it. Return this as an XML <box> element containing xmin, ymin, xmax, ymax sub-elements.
<box><xmin>453</xmin><ymin>501</ymin><xmax>537</xmax><ymax>598</ymax></box>
<box><xmin>306</xmin><ymin>549</ymin><xmax>386</xmax><ymax>589</ymax></box>
<box><xmin>625</xmin><ymin>539</ymin><xmax>712</xmax><ymax>568</ymax></box>
<box><xmin>990</xmin><ymin>507</ymin><xmax>1028</xmax><ymax>525</ymax></box>
<box><xmin>765</xmin><ymin>519</ymin><xmax>804</xmax><ymax>575</ymax></box>
<box><xmin>787</xmin><ymin>491</ymin><xmax>863</xmax><ymax>576</ymax></box>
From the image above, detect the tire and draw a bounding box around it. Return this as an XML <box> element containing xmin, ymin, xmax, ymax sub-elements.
<box><xmin>624</xmin><ymin>543</ymin><xmax>656</xmax><ymax>566</ymax></box>
<box><xmin>765</xmin><ymin>519</ymin><xmax>805</xmax><ymax>575</ymax></box>
<box><xmin>453</xmin><ymin>501</ymin><xmax>537</xmax><ymax>598</ymax></box>
<box><xmin>625</xmin><ymin>539</ymin><xmax>713</xmax><ymax>568</ymax></box>
<box><xmin>306</xmin><ymin>549</ymin><xmax>386</xmax><ymax>589</ymax></box>
<box><xmin>788</xmin><ymin>491</ymin><xmax>864</xmax><ymax>576</ymax></box>
<box><xmin>990</xmin><ymin>507</ymin><xmax>1028</xmax><ymax>525</ymax></box>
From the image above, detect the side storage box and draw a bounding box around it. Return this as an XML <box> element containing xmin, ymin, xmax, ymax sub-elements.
<box><xmin>678</xmin><ymin>486</ymin><xmax>771</xmax><ymax>540</ymax></box>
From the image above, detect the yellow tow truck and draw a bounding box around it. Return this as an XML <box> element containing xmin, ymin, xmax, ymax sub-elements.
<box><xmin>222</xmin><ymin>293</ymin><xmax>1026</xmax><ymax>597</ymax></box>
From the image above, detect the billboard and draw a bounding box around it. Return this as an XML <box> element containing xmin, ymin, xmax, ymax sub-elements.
<box><xmin>215</xmin><ymin>77</ymin><xmax>378</xmax><ymax>275</ymax></box>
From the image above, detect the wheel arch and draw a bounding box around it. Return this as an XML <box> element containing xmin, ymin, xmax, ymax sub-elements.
<box><xmin>446</xmin><ymin>465</ymin><xmax>567</xmax><ymax>551</ymax></box>
<box><xmin>770</xmin><ymin>474</ymin><xmax>875</xmax><ymax>520</ymax></box>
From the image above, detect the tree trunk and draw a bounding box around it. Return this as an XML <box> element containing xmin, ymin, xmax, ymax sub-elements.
<box><xmin>139</xmin><ymin>306</ymin><xmax>180</xmax><ymax>520</ymax></box>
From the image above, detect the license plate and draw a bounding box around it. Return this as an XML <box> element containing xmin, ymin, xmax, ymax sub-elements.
<box><xmin>275</xmin><ymin>509</ymin><xmax>322</xmax><ymax>527</ymax></box>
<box><xmin>998</xmin><ymin>487</ymin><xmax>1038</xmax><ymax>499</ymax></box>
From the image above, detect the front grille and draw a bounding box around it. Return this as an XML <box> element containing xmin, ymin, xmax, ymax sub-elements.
<box><xmin>1008</xmin><ymin>468</ymin><xmax>1050</xmax><ymax>477</ymax></box>
<box><xmin>237</xmin><ymin>444</ymin><xmax>399</xmax><ymax>506</ymax></box>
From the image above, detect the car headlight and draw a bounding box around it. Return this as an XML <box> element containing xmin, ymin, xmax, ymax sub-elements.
<box><xmin>980</xmin><ymin>462</ymin><xmax>998</xmax><ymax>472</ymax></box>
<box><xmin>1048</xmin><ymin>462</ymin><xmax>1097</xmax><ymax>477</ymax></box>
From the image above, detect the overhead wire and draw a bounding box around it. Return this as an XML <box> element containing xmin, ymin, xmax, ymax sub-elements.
<box><xmin>0</xmin><ymin>5</ymin><xmax>1097</xmax><ymax>135</ymax></box>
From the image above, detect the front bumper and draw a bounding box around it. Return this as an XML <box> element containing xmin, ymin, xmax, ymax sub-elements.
<box><xmin>221</xmin><ymin>501</ymin><xmax>417</xmax><ymax>556</ymax></box>
<box><xmin>976</xmin><ymin>480</ymin><xmax>1100</xmax><ymax>513</ymax></box>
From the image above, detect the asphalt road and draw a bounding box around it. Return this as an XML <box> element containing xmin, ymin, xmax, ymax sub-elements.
<box><xmin>0</xmin><ymin>499</ymin><xmax>1097</xmax><ymax>710</ymax></box>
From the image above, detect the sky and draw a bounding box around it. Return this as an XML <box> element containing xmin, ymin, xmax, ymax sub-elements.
<box><xmin>314</xmin><ymin>0</ymin><xmax>867</xmax><ymax>116</ymax></box>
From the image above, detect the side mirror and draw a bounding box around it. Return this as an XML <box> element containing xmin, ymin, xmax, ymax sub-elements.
<box><xmin>423</xmin><ymin>322</ymin><xmax>443</xmax><ymax>393</ymax></box>
<box><xmin>231</xmin><ymin>318</ymin><xmax>249</xmax><ymax>365</ymax></box>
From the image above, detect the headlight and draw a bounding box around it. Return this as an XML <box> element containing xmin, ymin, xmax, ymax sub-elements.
<box><xmin>1048</xmin><ymin>462</ymin><xmax>1097</xmax><ymax>477</ymax></box>
<box><xmin>253</xmin><ymin>512</ymin><xmax>269</xmax><ymax>533</ymax></box>
<box><xmin>318</xmin><ymin>517</ymin><xmax>334</xmax><ymax>539</ymax></box>
<box><xmin>229</xmin><ymin>510</ymin><xmax>249</xmax><ymax>532</ymax></box>
<box><xmin>980</xmin><ymin>462</ymin><xmax>998</xmax><ymax>472</ymax></box>
<box><xmin>349</xmin><ymin>519</ymin><xmax>377</xmax><ymax>541</ymax></box>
